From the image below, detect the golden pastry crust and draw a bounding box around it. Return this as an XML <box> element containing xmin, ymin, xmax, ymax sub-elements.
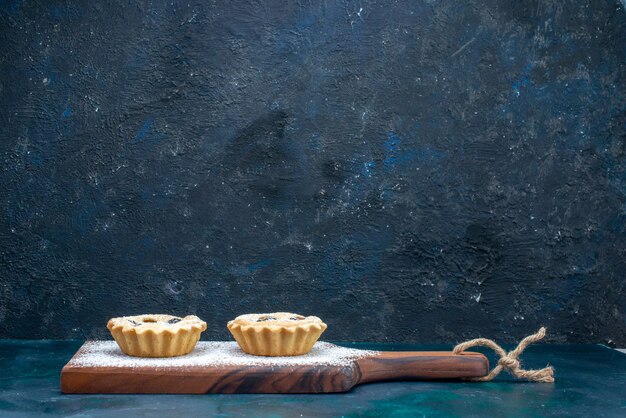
<box><xmin>107</xmin><ymin>314</ymin><xmax>207</xmax><ymax>358</ymax></box>
<box><xmin>227</xmin><ymin>312</ymin><xmax>327</xmax><ymax>356</ymax></box>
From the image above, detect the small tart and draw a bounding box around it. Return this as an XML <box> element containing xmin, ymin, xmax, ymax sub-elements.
<box><xmin>227</xmin><ymin>312</ymin><xmax>327</xmax><ymax>356</ymax></box>
<box><xmin>107</xmin><ymin>314</ymin><xmax>207</xmax><ymax>358</ymax></box>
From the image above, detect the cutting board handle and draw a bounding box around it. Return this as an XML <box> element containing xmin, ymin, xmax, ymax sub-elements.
<box><xmin>356</xmin><ymin>351</ymin><xmax>489</xmax><ymax>384</ymax></box>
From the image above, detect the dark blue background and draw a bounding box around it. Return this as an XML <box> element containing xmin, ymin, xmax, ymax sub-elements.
<box><xmin>1</xmin><ymin>0</ymin><xmax>625</xmax><ymax>344</ymax></box>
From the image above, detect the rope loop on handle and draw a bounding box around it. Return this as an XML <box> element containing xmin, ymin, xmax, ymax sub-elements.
<box><xmin>453</xmin><ymin>327</ymin><xmax>555</xmax><ymax>383</ymax></box>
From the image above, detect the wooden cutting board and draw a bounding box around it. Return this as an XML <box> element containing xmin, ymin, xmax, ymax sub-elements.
<box><xmin>61</xmin><ymin>341</ymin><xmax>488</xmax><ymax>394</ymax></box>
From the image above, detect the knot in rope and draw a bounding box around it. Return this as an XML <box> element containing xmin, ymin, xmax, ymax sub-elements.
<box><xmin>453</xmin><ymin>327</ymin><xmax>555</xmax><ymax>383</ymax></box>
<box><xmin>497</xmin><ymin>356</ymin><xmax>520</xmax><ymax>369</ymax></box>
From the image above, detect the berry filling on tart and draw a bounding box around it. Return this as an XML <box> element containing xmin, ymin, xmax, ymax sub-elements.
<box><xmin>126</xmin><ymin>316</ymin><xmax>183</xmax><ymax>326</ymax></box>
<box><xmin>257</xmin><ymin>315</ymin><xmax>304</xmax><ymax>322</ymax></box>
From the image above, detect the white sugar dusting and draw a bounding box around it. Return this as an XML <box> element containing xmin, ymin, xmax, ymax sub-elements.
<box><xmin>69</xmin><ymin>341</ymin><xmax>379</xmax><ymax>368</ymax></box>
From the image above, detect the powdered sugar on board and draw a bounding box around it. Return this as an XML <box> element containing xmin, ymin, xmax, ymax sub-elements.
<box><xmin>68</xmin><ymin>341</ymin><xmax>379</xmax><ymax>369</ymax></box>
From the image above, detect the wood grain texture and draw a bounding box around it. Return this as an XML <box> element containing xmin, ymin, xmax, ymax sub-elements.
<box><xmin>61</xmin><ymin>345</ymin><xmax>488</xmax><ymax>394</ymax></box>
<box><xmin>356</xmin><ymin>351</ymin><xmax>489</xmax><ymax>384</ymax></box>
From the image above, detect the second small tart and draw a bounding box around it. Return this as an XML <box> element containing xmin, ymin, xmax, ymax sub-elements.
<box><xmin>227</xmin><ymin>312</ymin><xmax>327</xmax><ymax>356</ymax></box>
<box><xmin>107</xmin><ymin>314</ymin><xmax>207</xmax><ymax>358</ymax></box>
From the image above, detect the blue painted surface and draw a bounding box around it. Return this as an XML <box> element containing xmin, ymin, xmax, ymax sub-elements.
<box><xmin>1</xmin><ymin>340</ymin><xmax>625</xmax><ymax>417</ymax></box>
<box><xmin>0</xmin><ymin>0</ymin><xmax>624</xmax><ymax>345</ymax></box>
<box><xmin>133</xmin><ymin>117</ymin><xmax>154</xmax><ymax>144</ymax></box>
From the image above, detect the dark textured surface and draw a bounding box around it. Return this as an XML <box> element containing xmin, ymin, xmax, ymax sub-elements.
<box><xmin>2</xmin><ymin>340</ymin><xmax>626</xmax><ymax>417</ymax></box>
<box><xmin>0</xmin><ymin>0</ymin><xmax>625</xmax><ymax>343</ymax></box>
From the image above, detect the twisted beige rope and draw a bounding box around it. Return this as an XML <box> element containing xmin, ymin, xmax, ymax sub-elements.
<box><xmin>453</xmin><ymin>327</ymin><xmax>555</xmax><ymax>383</ymax></box>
